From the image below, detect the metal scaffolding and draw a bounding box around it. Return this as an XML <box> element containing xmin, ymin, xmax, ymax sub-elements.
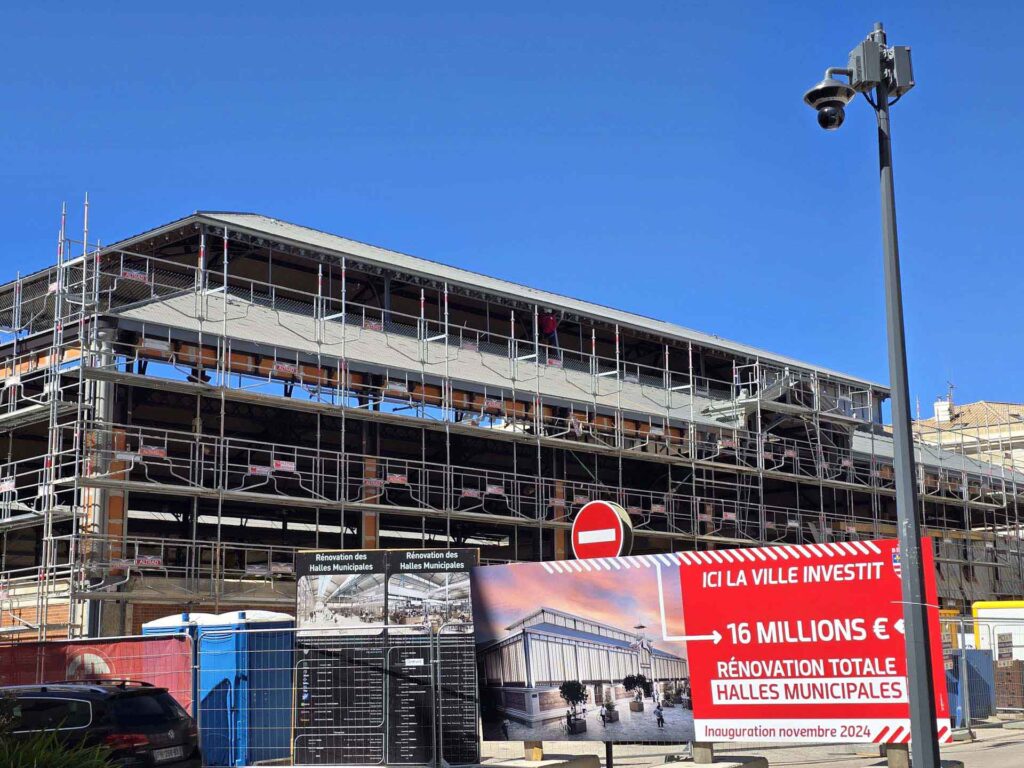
<box><xmin>0</xmin><ymin>209</ymin><xmax>1021</xmax><ymax>638</ymax></box>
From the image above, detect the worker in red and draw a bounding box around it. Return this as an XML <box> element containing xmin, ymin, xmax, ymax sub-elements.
<box><xmin>539</xmin><ymin>310</ymin><xmax>560</xmax><ymax>362</ymax></box>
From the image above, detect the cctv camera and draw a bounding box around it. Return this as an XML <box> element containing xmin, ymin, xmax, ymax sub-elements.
<box><xmin>803</xmin><ymin>77</ymin><xmax>856</xmax><ymax>131</ymax></box>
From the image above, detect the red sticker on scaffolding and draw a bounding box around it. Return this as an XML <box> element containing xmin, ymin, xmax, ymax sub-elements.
<box><xmin>120</xmin><ymin>268</ymin><xmax>150</xmax><ymax>283</ymax></box>
<box><xmin>138</xmin><ymin>445</ymin><xmax>166</xmax><ymax>458</ymax></box>
<box><xmin>386</xmin><ymin>473</ymin><xmax>408</xmax><ymax>485</ymax></box>
<box><xmin>273</xmin><ymin>459</ymin><xmax>296</xmax><ymax>472</ymax></box>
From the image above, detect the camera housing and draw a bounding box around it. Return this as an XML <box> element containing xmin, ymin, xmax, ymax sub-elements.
<box><xmin>803</xmin><ymin>77</ymin><xmax>856</xmax><ymax>131</ymax></box>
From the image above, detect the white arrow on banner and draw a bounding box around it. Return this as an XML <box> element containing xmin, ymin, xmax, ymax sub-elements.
<box><xmin>655</xmin><ymin>562</ymin><xmax>723</xmax><ymax>644</ymax></box>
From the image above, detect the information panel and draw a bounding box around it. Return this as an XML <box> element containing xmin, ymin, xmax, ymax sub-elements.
<box><xmin>294</xmin><ymin>548</ymin><xmax>479</xmax><ymax>765</ymax></box>
<box><xmin>470</xmin><ymin>538</ymin><xmax>950</xmax><ymax>745</ymax></box>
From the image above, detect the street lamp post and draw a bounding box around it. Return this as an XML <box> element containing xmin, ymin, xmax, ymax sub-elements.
<box><xmin>804</xmin><ymin>22</ymin><xmax>940</xmax><ymax>768</ymax></box>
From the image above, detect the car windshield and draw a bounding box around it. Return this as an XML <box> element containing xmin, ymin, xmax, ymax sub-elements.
<box><xmin>110</xmin><ymin>691</ymin><xmax>187</xmax><ymax>727</ymax></box>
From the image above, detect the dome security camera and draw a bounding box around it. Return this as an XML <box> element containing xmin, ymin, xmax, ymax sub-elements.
<box><xmin>803</xmin><ymin>77</ymin><xmax>856</xmax><ymax>131</ymax></box>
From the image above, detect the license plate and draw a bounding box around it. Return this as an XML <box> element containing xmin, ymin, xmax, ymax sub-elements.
<box><xmin>153</xmin><ymin>746</ymin><xmax>184</xmax><ymax>762</ymax></box>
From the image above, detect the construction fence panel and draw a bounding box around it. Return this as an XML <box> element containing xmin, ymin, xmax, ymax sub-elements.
<box><xmin>195</xmin><ymin>625</ymin><xmax>480</xmax><ymax>768</ymax></box>
<box><xmin>938</xmin><ymin>615</ymin><xmax>1024</xmax><ymax>730</ymax></box>
<box><xmin>0</xmin><ymin>633</ymin><xmax>193</xmax><ymax>711</ymax></box>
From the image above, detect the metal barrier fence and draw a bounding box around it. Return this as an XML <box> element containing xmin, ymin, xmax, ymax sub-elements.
<box><xmin>0</xmin><ymin>633</ymin><xmax>193</xmax><ymax>710</ymax></box>
<box><xmin>193</xmin><ymin>624</ymin><xmax>479</xmax><ymax>768</ymax></box>
<box><xmin>941</xmin><ymin>615</ymin><xmax>1024</xmax><ymax>730</ymax></box>
<box><xmin>7</xmin><ymin>617</ymin><xmax>1024</xmax><ymax>764</ymax></box>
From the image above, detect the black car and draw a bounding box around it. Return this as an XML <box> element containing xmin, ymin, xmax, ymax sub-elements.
<box><xmin>2</xmin><ymin>680</ymin><xmax>201</xmax><ymax>767</ymax></box>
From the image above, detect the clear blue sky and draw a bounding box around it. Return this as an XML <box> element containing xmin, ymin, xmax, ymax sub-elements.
<box><xmin>3</xmin><ymin>3</ymin><xmax>1020</xmax><ymax>416</ymax></box>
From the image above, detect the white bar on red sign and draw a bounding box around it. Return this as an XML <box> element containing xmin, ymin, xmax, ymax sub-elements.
<box><xmin>578</xmin><ymin>528</ymin><xmax>617</xmax><ymax>544</ymax></box>
<box><xmin>134</xmin><ymin>556</ymin><xmax>163</xmax><ymax>567</ymax></box>
<box><xmin>273</xmin><ymin>362</ymin><xmax>298</xmax><ymax>375</ymax></box>
<box><xmin>273</xmin><ymin>459</ymin><xmax>296</xmax><ymax>472</ymax></box>
<box><xmin>138</xmin><ymin>446</ymin><xmax>167</xmax><ymax>458</ymax></box>
<box><xmin>386</xmin><ymin>473</ymin><xmax>408</xmax><ymax>485</ymax></box>
<box><xmin>710</xmin><ymin>676</ymin><xmax>907</xmax><ymax>706</ymax></box>
<box><xmin>364</xmin><ymin>478</ymin><xmax>384</xmax><ymax>488</ymax></box>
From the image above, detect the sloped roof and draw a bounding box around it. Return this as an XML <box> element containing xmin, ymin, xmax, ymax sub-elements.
<box><xmin>526</xmin><ymin>622</ymin><xmax>685</xmax><ymax>661</ymax></box>
<box><xmin>917</xmin><ymin>401</ymin><xmax>1024</xmax><ymax>431</ymax></box>
<box><xmin>94</xmin><ymin>210</ymin><xmax>888</xmax><ymax>391</ymax></box>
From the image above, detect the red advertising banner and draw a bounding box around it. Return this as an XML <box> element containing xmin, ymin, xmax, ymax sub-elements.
<box><xmin>470</xmin><ymin>537</ymin><xmax>949</xmax><ymax>744</ymax></box>
<box><xmin>0</xmin><ymin>635</ymin><xmax>193</xmax><ymax>711</ymax></box>
<box><xmin>679</xmin><ymin>538</ymin><xmax>949</xmax><ymax>744</ymax></box>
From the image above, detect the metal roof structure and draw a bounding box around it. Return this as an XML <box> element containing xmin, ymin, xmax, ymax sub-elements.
<box><xmin>522</xmin><ymin>621</ymin><xmax>684</xmax><ymax>661</ymax></box>
<box><xmin>94</xmin><ymin>210</ymin><xmax>887</xmax><ymax>391</ymax></box>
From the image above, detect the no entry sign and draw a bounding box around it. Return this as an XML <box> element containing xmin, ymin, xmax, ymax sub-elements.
<box><xmin>571</xmin><ymin>500</ymin><xmax>633</xmax><ymax>559</ymax></box>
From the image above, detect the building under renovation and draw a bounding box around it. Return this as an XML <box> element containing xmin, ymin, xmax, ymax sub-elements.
<box><xmin>1</xmin><ymin>211</ymin><xmax>1022</xmax><ymax>638</ymax></box>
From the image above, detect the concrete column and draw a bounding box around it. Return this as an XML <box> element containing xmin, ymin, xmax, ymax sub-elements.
<box><xmin>523</xmin><ymin>741</ymin><xmax>544</xmax><ymax>761</ymax></box>
<box><xmin>885</xmin><ymin>743</ymin><xmax>909</xmax><ymax>768</ymax></box>
<box><xmin>362</xmin><ymin>456</ymin><xmax>379</xmax><ymax>549</ymax></box>
<box><xmin>692</xmin><ymin>742</ymin><xmax>714</xmax><ymax>764</ymax></box>
<box><xmin>553</xmin><ymin>479</ymin><xmax>568</xmax><ymax>560</ymax></box>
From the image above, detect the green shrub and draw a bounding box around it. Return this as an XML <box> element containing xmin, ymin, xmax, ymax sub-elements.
<box><xmin>558</xmin><ymin>680</ymin><xmax>589</xmax><ymax>713</ymax></box>
<box><xmin>0</xmin><ymin>728</ymin><xmax>111</xmax><ymax>768</ymax></box>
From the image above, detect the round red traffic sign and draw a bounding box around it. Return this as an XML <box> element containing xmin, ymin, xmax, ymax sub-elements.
<box><xmin>571</xmin><ymin>500</ymin><xmax>634</xmax><ymax>559</ymax></box>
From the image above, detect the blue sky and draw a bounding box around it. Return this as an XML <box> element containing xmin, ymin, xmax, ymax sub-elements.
<box><xmin>3</xmin><ymin>3</ymin><xmax>1020</xmax><ymax>415</ymax></box>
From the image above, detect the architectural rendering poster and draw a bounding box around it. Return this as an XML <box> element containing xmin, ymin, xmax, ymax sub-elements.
<box><xmin>293</xmin><ymin>548</ymin><xmax>479</xmax><ymax>766</ymax></box>
<box><xmin>471</xmin><ymin>538</ymin><xmax>950</xmax><ymax>744</ymax></box>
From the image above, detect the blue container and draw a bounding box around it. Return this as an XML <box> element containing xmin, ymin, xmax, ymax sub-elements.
<box><xmin>143</xmin><ymin>610</ymin><xmax>294</xmax><ymax>767</ymax></box>
<box><xmin>946</xmin><ymin>648</ymin><xmax>996</xmax><ymax>725</ymax></box>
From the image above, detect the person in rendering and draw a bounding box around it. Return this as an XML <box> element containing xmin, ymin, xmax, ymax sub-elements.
<box><xmin>501</xmin><ymin>717</ymin><xmax>510</xmax><ymax>740</ymax></box>
<box><xmin>655</xmin><ymin>703</ymin><xmax>665</xmax><ymax>729</ymax></box>
<box><xmin>565</xmin><ymin>709</ymin><xmax>573</xmax><ymax>732</ymax></box>
<box><xmin>599</xmin><ymin>703</ymin><xmax>607</xmax><ymax>727</ymax></box>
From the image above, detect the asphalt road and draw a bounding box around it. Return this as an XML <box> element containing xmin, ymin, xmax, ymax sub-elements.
<box><xmin>481</xmin><ymin>725</ymin><xmax>1024</xmax><ymax>768</ymax></box>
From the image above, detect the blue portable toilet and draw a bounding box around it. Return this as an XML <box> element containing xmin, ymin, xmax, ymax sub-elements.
<box><xmin>946</xmin><ymin>648</ymin><xmax>996</xmax><ymax>726</ymax></box>
<box><xmin>141</xmin><ymin>612</ymin><xmax>221</xmax><ymax>715</ymax></box>
<box><xmin>143</xmin><ymin>610</ymin><xmax>294</xmax><ymax>767</ymax></box>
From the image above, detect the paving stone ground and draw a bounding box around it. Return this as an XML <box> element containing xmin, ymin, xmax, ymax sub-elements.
<box><xmin>484</xmin><ymin>703</ymin><xmax>694</xmax><ymax>744</ymax></box>
<box><xmin>481</xmin><ymin>723</ymin><xmax>1024</xmax><ymax>768</ymax></box>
